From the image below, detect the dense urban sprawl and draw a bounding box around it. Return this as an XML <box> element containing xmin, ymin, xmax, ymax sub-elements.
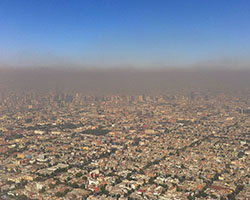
<box><xmin>0</xmin><ymin>91</ymin><xmax>249</xmax><ymax>199</ymax></box>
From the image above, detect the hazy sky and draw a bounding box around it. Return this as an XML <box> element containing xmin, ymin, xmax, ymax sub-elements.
<box><xmin>0</xmin><ymin>0</ymin><xmax>250</xmax><ymax>68</ymax></box>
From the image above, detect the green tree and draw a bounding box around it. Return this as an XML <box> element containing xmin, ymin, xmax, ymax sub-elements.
<box><xmin>17</xmin><ymin>195</ymin><xmax>29</xmax><ymax>200</ymax></box>
<box><xmin>76</xmin><ymin>172</ymin><xmax>83</xmax><ymax>178</ymax></box>
<box><xmin>100</xmin><ymin>184</ymin><xmax>109</xmax><ymax>195</ymax></box>
<box><xmin>71</xmin><ymin>182</ymin><xmax>79</xmax><ymax>188</ymax></box>
<box><xmin>39</xmin><ymin>187</ymin><xmax>46</xmax><ymax>193</ymax></box>
<box><xmin>55</xmin><ymin>192</ymin><xmax>64</xmax><ymax>197</ymax></box>
<box><xmin>80</xmin><ymin>183</ymin><xmax>85</xmax><ymax>189</ymax></box>
<box><xmin>148</xmin><ymin>177</ymin><xmax>155</xmax><ymax>184</ymax></box>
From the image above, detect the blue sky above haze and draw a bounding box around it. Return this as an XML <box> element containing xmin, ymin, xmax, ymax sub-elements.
<box><xmin>0</xmin><ymin>0</ymin><xmax>250</xmax><ymax>68</ymax></box>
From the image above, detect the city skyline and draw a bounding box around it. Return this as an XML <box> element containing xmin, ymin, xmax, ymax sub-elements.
<box><xmin>1</xmin><ymin>1</ymin><xmax>250</xmax><ymax>199</ymax></box>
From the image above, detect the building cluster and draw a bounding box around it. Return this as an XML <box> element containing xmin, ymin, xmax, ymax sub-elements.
<box><xmin>0</xmin><ymin>90</ymin><xmax>249</xmax><ymax>199</ymax></box>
